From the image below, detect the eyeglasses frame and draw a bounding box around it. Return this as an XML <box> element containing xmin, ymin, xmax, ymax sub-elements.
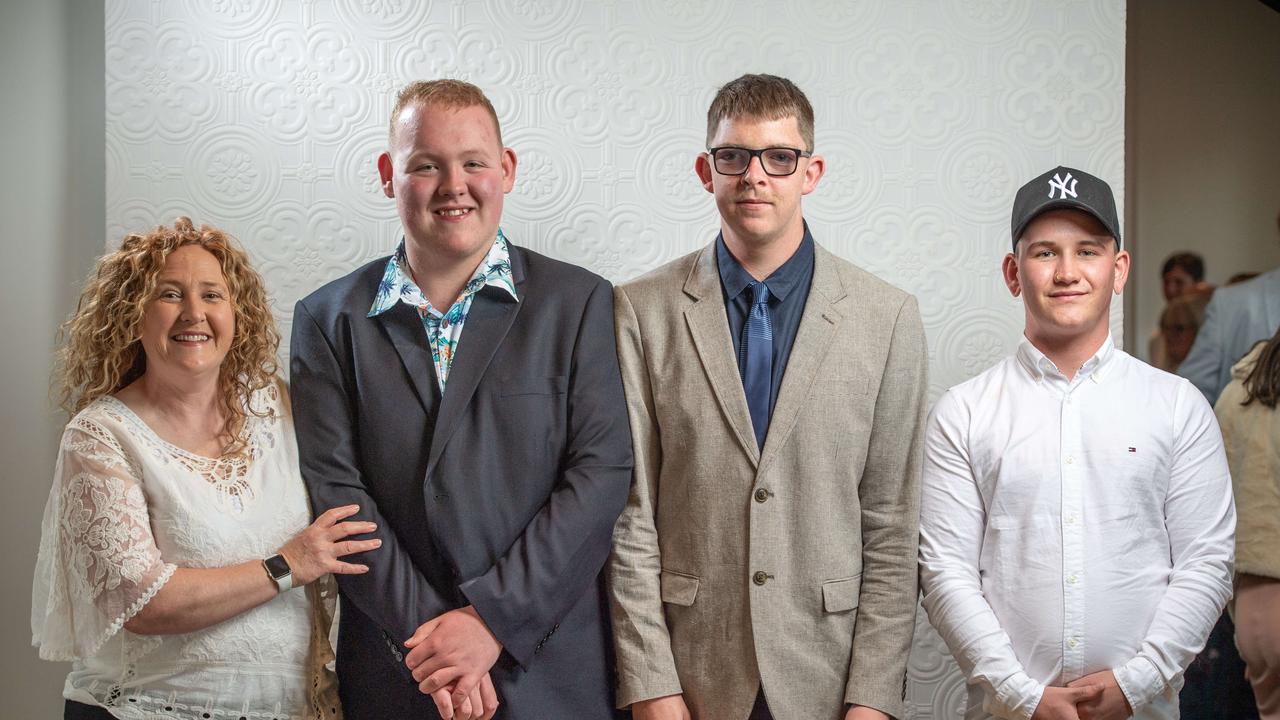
<box><xmin>705</xmin><ymin>145</ymin><xmax>814</xmax><ymax>177</ymax></box>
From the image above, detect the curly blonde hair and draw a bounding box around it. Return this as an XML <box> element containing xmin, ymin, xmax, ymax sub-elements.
<box><xmin>57</xmin><ymin>218</ymin><xmax>279</xmax><ymax>453</ymax></box>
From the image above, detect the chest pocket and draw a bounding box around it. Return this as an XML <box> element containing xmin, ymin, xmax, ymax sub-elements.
<box><xmin>492</xmin><ymin>376</ymin><xmax>568</xmax><ymax>466</ymax></box>
<box><xmin>498</xmin><ymin>376</ymin><xmax>567</xmax><ymax>396</ymax></box>
<box><xmin>1083</xmin><ymin>447</ymin><xmax>1167</xmax><ymax>536</ymax></box>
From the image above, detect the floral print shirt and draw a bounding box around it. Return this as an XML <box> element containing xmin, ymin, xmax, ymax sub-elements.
<box><xmin>368</xmin><ymin>231</ymin><xmax>518</xmax><ymax>393</ymax></box>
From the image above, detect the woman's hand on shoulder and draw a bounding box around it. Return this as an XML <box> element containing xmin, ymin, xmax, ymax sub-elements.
<box><xmin>278</xmin><ymin>504</ymin><xmax>381</xmax><ymax>587</ymax></box>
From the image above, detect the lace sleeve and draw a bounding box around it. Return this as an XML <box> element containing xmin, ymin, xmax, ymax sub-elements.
<box><xmin>31</xmin><ymin>417</ymin><xmax>177</xmax><ymax>661</ymax></box>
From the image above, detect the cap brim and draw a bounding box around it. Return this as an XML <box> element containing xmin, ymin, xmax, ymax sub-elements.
<box><xmin>1013</xmin><ymin>199</ymin><xmax>1120</xmax><ymax>247</ymax></box>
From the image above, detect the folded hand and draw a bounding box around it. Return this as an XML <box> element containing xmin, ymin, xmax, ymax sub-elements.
<box><xmin>404</xmin><ymin>606</ymin><xmax>503</xmax><ymax>714</ymax></box>
<box><xmin>1068</xmin><ymin>670</ymin><xmax>1133</xmax><ymax>720</ymax></box>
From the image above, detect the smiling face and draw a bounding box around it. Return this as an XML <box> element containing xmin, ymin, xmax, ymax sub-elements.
<box><xmin>378</xmin><ymin>102</ymin><xmax>516</xmax><ymax>269</ymax></box>
<box><xmin>139</xmin><ymin>245</ymin><xmax>235</xmax><ymax>381</ymax></box>
<box><xmin>695</xmin><ymin>114</ymin><xmax>824</xmax><ymax>253</ymax></box>
<box><xmin>1003</xmin><ymin>209</ymin><xmax>1129</xmax><ymax>348</ymax></box>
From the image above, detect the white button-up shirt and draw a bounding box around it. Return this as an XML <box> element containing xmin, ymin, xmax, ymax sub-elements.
<box><xmin>919</xmin><ymin>337</ymin><xmax>1235</xmax><ymax>720</ymax></box>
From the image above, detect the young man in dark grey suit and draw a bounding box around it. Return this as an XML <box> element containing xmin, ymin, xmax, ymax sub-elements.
<box><xmin>290</xmin><ymin>79</ymin><xmax>633</xmax><ymax>720</ymax></box>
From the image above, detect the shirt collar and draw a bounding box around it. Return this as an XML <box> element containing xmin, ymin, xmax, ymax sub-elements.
<box><xmin>1015</xmin><ymin>334</ymin><xmax>1116</xmax><ymax>384</ymax></box>
<box><xmin>716</xmin><ymin>222</ymin><xmax>815</xmax><ymax>303</ymax></box>
<box><xmin>368</xmin><ymin>229</ymin><xmax>518</xmax><ymax>318</ymax></box>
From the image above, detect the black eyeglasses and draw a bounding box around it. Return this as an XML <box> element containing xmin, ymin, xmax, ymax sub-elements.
<box><xmin>707</xmin><ymin>146</ymin><xmax>812</xmax><ymax>177</ymax></box>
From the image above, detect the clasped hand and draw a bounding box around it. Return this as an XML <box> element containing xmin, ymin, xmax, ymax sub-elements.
<box><xmin>404</xmin><ymin>605</ymin><xmax>502</xmax><ymax>720</ymax></box>
<box><xmin>1032</xmin><ymin>670</ymin><xmax>1134</xmax><ymax>720</ymax></box>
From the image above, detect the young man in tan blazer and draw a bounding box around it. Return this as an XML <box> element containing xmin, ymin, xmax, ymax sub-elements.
<box><xmin>608</xmin><ymin>74</ymin><xmax>927</xmax><ymax>720</ymax></box>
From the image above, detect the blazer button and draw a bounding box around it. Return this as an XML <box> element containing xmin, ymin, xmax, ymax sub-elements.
<box><xmin>754</xmin><ymin>488</ymin><xmax>769</xmax><ymax>503</ymax></box>
<box><xmin>752</xmin><ymin>570</ymin><xmax>770</xmax><ymax>586</ymax></box>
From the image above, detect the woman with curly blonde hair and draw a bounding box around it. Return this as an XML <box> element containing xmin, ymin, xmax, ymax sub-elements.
<box><xmin>32</xmin><ymin>218</ymin><xmax>378</xmax><ymax>720</ymax></box>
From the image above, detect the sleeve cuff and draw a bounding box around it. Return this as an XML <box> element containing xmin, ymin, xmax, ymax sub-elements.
<box><xmin>459</xmin><ymin>576</ymin><xmax>537</xmax><ymax>669</ymax></box>
<box><xmin>987</xmin><ymin>674</ymin><xmax>1045</xmax><ymax>720</ymax></box>
<box><xmin>843</xmin><ymin>694</ymin><xmax>904</xmax><ymax>720</ymax></box>
<box><xmin>616</xmin><ymin>679</ymin><xmax>686</xmax><ymax>710</ymax></box>
<box><xmin>1114</xmin><ymin>656</ymin><xmax>1163</xmax><ymax>713</ymax></box>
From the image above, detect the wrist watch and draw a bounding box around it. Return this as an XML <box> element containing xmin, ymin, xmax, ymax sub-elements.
<box><xmin>263</xmin><ymin>553</ymin><xmax>293</xmax><ymax>593</ymax></box>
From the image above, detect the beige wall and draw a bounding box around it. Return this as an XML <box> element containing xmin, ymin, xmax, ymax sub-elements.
<box><xmin>1128</xmin><ymin>0</ymin><xmax>1280</xmax><ymax>356</ymax></box>
<box><xmin>0</xmin><ymin>0</ymin><xmax>104</xmax><ymax>714</ymax></box>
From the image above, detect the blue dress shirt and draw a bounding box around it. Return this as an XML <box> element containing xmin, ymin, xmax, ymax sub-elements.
<box><xmin>716</xmin><ymin>224</ymin><xmax>816</xmax><ymax>427</ymax></box>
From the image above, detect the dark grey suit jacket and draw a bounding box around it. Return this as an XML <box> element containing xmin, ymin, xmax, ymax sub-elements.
<box><xmin>290</xmin><ymin>242</ymin><xmax>632</xmax><ymax>719</ymax></box>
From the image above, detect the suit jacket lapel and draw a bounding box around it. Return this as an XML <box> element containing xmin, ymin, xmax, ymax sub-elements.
<box><xmin>683</xmin><ymin>245</ymin><xmax>760</xmax><ymax>467</ymax></box>
<box><xmin>759</xmin><ymin>244</ymin><xmax>846</xmax><ymax>474</ymax></box>
<box><xmin>426</xmin><ymin>250</ymin><xmax>525</xmax><ymax>479</ymax></box>
<box><xmin>376</xmin><ymin>305</ymin><xmax>441</xmax><ymax>418</ymax></box>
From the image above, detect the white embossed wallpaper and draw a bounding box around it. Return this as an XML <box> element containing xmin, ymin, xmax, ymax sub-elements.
<box><xmin>104</xmin><ymin>1</ymin><xmax>1126</xmax><ymax>716</ymax></box>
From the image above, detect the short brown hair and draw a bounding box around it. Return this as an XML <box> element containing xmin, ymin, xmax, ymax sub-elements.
<box><xmin>56</xmin><ymin>218</ymin><xmax>279</xmax><ymax>454</ymax></box>
<box><xmin>389</xmin><ymin>79</ymin><xmax>503</xmax><ymax>146</ymax></box>
<box><xmin>706</xmin><ymin>74</ymin><xmax>815</xmax><ymax>152</ymax></box>
<box><xmin>1161</xmin><ymin>252</ymin><xmax>1205</xmax><ymax>282</ymax></box>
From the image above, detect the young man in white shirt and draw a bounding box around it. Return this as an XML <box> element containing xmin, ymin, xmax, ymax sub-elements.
<box><xmin>918</xmin><ymin>166</ymin><xmax>1236</xmax><ymax>720</ymax></box>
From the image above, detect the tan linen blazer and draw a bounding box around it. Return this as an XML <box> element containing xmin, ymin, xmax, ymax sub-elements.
<box><xmin>608</xmin><ymin>241</ymin><xmax>927</xmax><ymax>720</ymax></box>
<box><xmin>1215</xmin><ymin>344</ymin><xmax>1280</xmax><ymax>581</ymax></box>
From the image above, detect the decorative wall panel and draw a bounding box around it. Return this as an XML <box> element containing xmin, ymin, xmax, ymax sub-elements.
<box><xmin>105</xmin><ymin>1</ymin><xmax>1126</xmax><ymax>716</ymax></box>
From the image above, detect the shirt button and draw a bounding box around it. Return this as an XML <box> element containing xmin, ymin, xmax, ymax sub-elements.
<box><xmin>1066</xmin><ymin>515</ymin><xmax>1077</xmax><ymax>525</ymax></box>
<box><xmin>752</xmin><ymin>571</ymin><xmax>770</xmax><ymax>586</ymax></box>
<box><xmin>1068</xmin><ymin>637</ymin><xmax>1079</xmax><ymax>648</ymax></box>
<box><xmin>1065</xmin><ymin>456</ymin><xmax>1074</xmax><ymax>465</ymax></box>
<box><xmin>1068</xmin><ymin>574</ymin><xmax>1078</xmax><ymax>584</ymax></box>
<box><xmin>754</xmin><ymin>488</ymin><xmax>769</xmax><ymax>503</ymax></box>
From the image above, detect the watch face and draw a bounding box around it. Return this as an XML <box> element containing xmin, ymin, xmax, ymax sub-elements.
<box><xmin>264</xmin><ymin>554</ymin><xmax>291</xmax><ymax>579</ymax></box>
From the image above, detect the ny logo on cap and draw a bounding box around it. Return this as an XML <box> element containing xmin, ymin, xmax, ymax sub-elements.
<box><xmin>1048</xmin><ymin>172</ymin><xmax>1079</xmax><ymax>200</ymax></box>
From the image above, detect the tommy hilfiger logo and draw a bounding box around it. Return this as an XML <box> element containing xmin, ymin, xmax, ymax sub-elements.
<box><xmin>1128</xmin><ymin>447</ymin><xmax>1137</xmax><ymax>453</ymax></box>
<box><xmin>1048</xmin><ymin>172</ymin><xmax>1079</xmax><ymax>200</ymax></box>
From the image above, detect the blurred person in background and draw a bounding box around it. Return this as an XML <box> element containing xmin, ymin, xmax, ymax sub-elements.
<box><xmin>1179</xmin><ymin>213</ymin><xmax>1280</xmax><ymax>405</ymax></box>
<box><xmin>1158</xmin><ymin>289</ymin><xmax>1214</xmax><ymax>372</ymax></box>
<box><xmin>32</xmin><ymin>219</ymin><xmax>375</xmax><ymax>720</ymax></box>
<box><xmin>1177</xmin><ymin>211</ymin><xmax>1280</xmax><ymax>720</ymax></box>
<box><xmin>1150</xmin><ymin>252</ymin><xmax>1211</xmax><ymax>370</ymax></box>
<box><xmin>1214</xmin><ymin>325</ymin><xmax>1280</xmax><ymax>719</ymax></box>
<box><xmin>1163</xmin><ymin>273</ymin><xmax>1265</xmax><ymax>373</ymax></box>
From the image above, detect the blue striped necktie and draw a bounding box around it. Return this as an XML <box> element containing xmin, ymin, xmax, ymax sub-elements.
<box><xmin>740</xmin><ymin>281</ymin><xmax>772</xmax><ymax>449</ymax></box>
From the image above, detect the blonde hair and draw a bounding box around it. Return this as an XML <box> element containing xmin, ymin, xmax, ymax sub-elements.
<box><xmin>1160</xmin><ymin>291</ymin><xmax>1211</xmax><ymax>336</ymax></box>
<box><xmin>389</xmin><ymin>79</ymin><xmax>503</xmax><ymax>146</ymax></box>
<box><xmin>56</xmin><ymin>218</ymin><xmax>279</xmax><ymax>454</ymax></box>
<box><xmin>706</xmin><ymin>74</ymin><xmax>815</xmax><ymax>152</ymax></box>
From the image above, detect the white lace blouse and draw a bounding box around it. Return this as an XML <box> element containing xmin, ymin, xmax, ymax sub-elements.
<box><xmin>31</xmin><ymin>381</ymin><xmax>340</xmax><ymax>719</ymax></box>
